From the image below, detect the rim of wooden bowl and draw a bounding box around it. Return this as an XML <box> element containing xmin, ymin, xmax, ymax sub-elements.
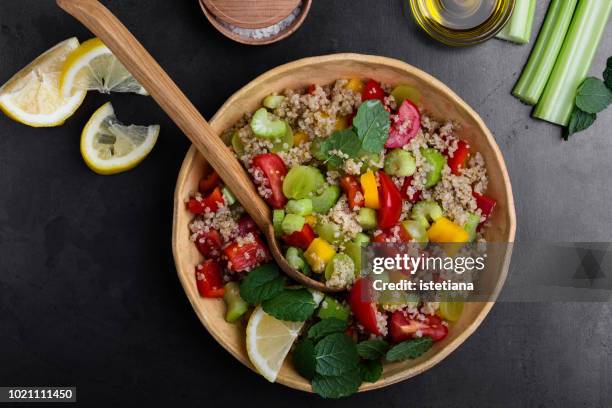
<box><xmin>172</xmin><ymin>53</ymin><xmax>517</xmax><ymax>393</ymax></box>
<box><xmin>199</xmin><ymin>0</ymin><xmax>312</xmax><ymax>46</ymax></box>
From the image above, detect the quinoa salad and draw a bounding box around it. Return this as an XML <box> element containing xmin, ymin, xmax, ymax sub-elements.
<box><xmin>185</xmin><ymin>78</ymin><xmax>497</xmax><ymax>398</ymax></box>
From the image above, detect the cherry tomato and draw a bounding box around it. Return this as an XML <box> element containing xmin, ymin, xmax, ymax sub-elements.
<box><xmin>223</xmin><ymin>236</ymin><xmax>271</xmax><ymax>273</ymax></box>
<box><xmin>473</xmin><ymin>192</ymin><xmax>496</xmax><ymax>222</ymax></box>
<box><xmin>372</xmin><ymin>224</ymin><xmax>410</xmax><ymax>244</ymax></box>
<box><xmin>377</xmin><ymin>171</ymin><xmax>402</xmax><ymax>229</ymax></box>
<box><xmin>385</xmin><ymin>100</ymin><xmax>421</xmax><ymax>148</ymax></box>
<box><xmin>307</xmin><ymin>84</ymin><xmax>317</xmax><ymax>94</ymax></box>
<box><xmin>339</xmin><ymin>175</ymin><xmax>363</xmax><ymax>210</ymax></box>
<box><xmin>361</xmin><ymin>79</ymin><xmax>385</xmax><ymax>102</ymax></box>
<box><xmin>237</xmin><ymin>215</ymin><xmax>259</xmax><ymax>236</ymax></box>
<box><xmin>195</xmin><ymin>260</ymin><xmax>225</xmax><ymax>298</ymax></box>
<box><xmin>195</xmin><ymin>229</ymin><xmax>223</xmax><ymax>259</ymax></box>
<box><xmin>199</xmin><ymin>171</ymin><xmax>220</xmax><ymax>193</ymax></box>
<box><xmin>400</xmin><ymin>176</ymin><xmax>421</xmax><ymax>203</ymax></box>
<box><xmin>349</xmin><ymin>279</ymin><xmax>382</xmax><ymax>336</ymax></box>
<box><xmin>282</xmin><ymin>223</ymin><xmax>315</xmax><ymax>250</ymax></box>
<box><xmin>251</xmin><ymin>153</ymin><xmax>288</xmax><ymax>209</ymax></box>
<box><xmin>187</xmin><ymin>187</ymin><xmax>225</xmax><ymax>214</ymax></box>
<box><xmin>389</xmin><ymin>311</ymin><xmax>448</xmax><ymax>343</ymax></box>
<box><xmin>447</xmin><ymin>140</ymin><xmax>470</xmax><ymax>176</ymax></box>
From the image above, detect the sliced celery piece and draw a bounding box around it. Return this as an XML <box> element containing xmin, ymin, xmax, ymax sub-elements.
<box><xmin>250</xmin><ymin>108</ymin><xmax>287</xmax><ymax>139</ymax></box>
<box><xmin>286</xmin><ymin>198</ymin><xmax>313</xmax><ymax>216</ymax></box>
<box><xmin>312</xmin><ymin>185</ymin><xmax>340</xmax><ymax>214</ymax></box>
<box><xmin>534</xmin><ymin>0</ymin><xmax>612</xmax><ymax>126</ymax></box>
<box><xmin>281</xmin><ymin>214</ymin><xmax>305</xmax><ymax>235</ymax></box>
<box><xmin>384</xmin><ymin>149</ymin><xmax>416</xmax><ymax>177</ymax></box>
<box><xmin>272</xmin><ymin>209</ymin><xmax>285</xmax><ymax>236</ymax></box>
<box><xmin>263</xmin><ymin>94</ymin><xmax>285</xmax><ymax>110</ymax></box>
<box><xmin>513</xmin><ymin>0</ymin><xmax>578</xmax><ymax>105</ymax></box>
<box><xmin>286</xmin><ymin>247</ymin><xmax>311</xmax><ymax>276</ymax></box>
<box><xmin>463</xmin><ymin>213</ymin><xmax>481</xmax><ymax>242</ymax></box>
<box><xmin>496</xmin><ymin>0</ymin><xmax>537</xmax><ymax>44</ymax></box>
<box><xmin>411</xmin><ymin>200</ymin><xmax>443</xmax><ymax>229</ymax></box>
<box><xmin>221</xmin><ymin>186</ymin><xmax>236</xmax><ymax>206</ymax></box>
<box><xmin>420</xmin><ymin>148</ymin><xmax>446</xmax><ymax>188</ymax></box>
<box><xmin>357</xmin><ymin>207</ymin><xmax>377</xmax><ymax>230</ymax></box>
<box><xmin>315</xmin><ymin>222</ymin><xmax>343</xmax><ymax>245</ymax></box>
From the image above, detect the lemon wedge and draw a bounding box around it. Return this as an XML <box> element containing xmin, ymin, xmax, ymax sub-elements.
<box><xmin>60</xmin><ymin>38</ymin><xmax>147</xmax><ymax>97</ymax></box>
<box><xmin>0</xmin><ymin>38</ymin><xmax>86</xmax><ymax>127</ymax></box>
<box><xmin>81</xmin><ymin>102</ymin><xmax>159</xmax><ymax>175</ymax></box>
<box><xmin>246</xmin><ymin>291</ymin><xmax>322</xmax><ymax>382</ymax></box>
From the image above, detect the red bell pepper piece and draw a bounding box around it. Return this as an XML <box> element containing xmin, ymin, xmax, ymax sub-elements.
<box><xmin>385</xmin><ymin>100</ymin><xmax>421</xmax><ymax>148</ymax></box>
<box><xmin>195</xmin><ymin>260</ymin><xmax>225</xmax><ymax>298</ymax></box>
<box><xmin>372</xmin><ymin>224</ymin><xmax>411</xmax><ymax>244</ymax></box>
<box><xmin>199</xmin><ymin>170</ymin><xmax>220</xmax><ymax>193</ymax></box>
<box><xmin>349</xmin><ymin>279</ymin><xmax>382</xmax><ymax>336</ymax></box>
<box><xmin>377</xmin><ymin>171</ymin><xmax>402</xmax><ymax>229</ymax></box>
<box><xmin>339</xmin><ymin>175</ymin><xmax>363</xmax><ymax>210</ymax></box>
<box><xmin>447</xmin><ymin>140</ymin><xmax>470</xmax><ymax>175</ymax></box>
<box><xmin>390</xmin><ymin>311</ymin><xmax>448</xmax><ymax>343</ymax></box>
<box><xmin>400</xmin><ymin>176</ymin><xmax>421</xmax><ymax>203</ymax></box>
<box><xmin>223</xmin><ymin>236</ymin><xmax>271</xmax><ymax>273</ymax></box>
<box><xmin>282</xmin><ymin>223</ymin><xmax>315</xmax><ymax>250</ymax></box>
<box><xmin>361</xmin><ymin>79</ymin><xmax>386</xmax><ymax>102</ymax></box>
<box><xmin>473</xmin><ymin>192</ymin><xmax>496</xmax><ymax>222</ymax></box>
<box><xmin>251</xmin><ymin>153</ymin><xmax>287</xmax><ymax>209</ymax></box>
<box><xmin>195</xmin><ymin>229</ymin><xmax>223</xmax><ymax>259</ymax></box>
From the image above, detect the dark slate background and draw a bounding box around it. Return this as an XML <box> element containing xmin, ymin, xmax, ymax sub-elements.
<box><xmin>0</xmin><ymin>1</ymin><xmax>610</xmax><ymax>406</ymax></box>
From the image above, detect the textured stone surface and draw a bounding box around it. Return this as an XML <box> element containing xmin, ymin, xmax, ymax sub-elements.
<box><xmin>0</xmin><ymin>0</ymin><xmax>610</xmax><ymax>406</ymax></box>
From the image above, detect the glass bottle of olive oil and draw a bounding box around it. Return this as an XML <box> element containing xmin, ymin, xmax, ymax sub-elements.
<box><xmin>409</xmin><ymin>0</ymin><xmax>515</xmax><ymax>46</ymax></box>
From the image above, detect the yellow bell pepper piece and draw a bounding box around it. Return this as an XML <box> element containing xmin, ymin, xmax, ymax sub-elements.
<box><xmin>427</xmin><ymin>217</ymin><xmax>469</xmax><ymax>243</ymax></box>
<box><xmin>293</xmin><ymin>131</ymin><xmax>309</xmax><ymax>146</ymax></box>
<box><xmin>334</xmin><ymin>116</ymin><xmax>350</xmax><ymax>131</ymax></box>
<box><xmin>346</xmin><ymin>78</ymin><xmax>364</xmax><ymax>93</ymax></box>
<box><xmin>304</xmin><ymin>238</ymin><xmax>336</xmax><ymax>273</ymax></box>
<box><xmin>360</xmin><ymin>171</ymin><xmax>379</xmax><ymax>209</ymax></box>
<box><xmin>304</xmin><ymin>215</ymin><xmax>317</xmax><ymax>226</ymax></box>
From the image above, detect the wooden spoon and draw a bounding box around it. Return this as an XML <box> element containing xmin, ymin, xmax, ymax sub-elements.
<box><xmin>56</xmin><ymin>0</ymin><xmax>340</xmax><ymax>292</ymax></box>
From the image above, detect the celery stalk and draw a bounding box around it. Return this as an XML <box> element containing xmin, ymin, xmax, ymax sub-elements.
<box><xmin>512</xmin><ymin>0</ymin><xmax>578</xmax><ymax>105</ymax></box>
<box><xmin>496</xmin><ymin>0</ymin><xmax>537</xmax><ymax>44</ymax></box>
<box><xmin>534</xmin><ymin>0</ymin><xmax>612</xmax><ymax>126</ymax></box>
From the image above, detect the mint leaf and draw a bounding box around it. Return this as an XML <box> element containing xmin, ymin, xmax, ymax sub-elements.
<box><xmin>385</xmin><ymin>337</ymin><xmax>433</xmax><ymax>362</ymax></box>
<box><xmin>575</xmin><ymin>77</ymin><xmax>612</xmax><ymax>114</ymax></box>
<box><xmin>318</xmin><ymin>129</ymin><xmax>362</xmax><ymax>167</ymax></box>
<box><xmin>359</xmin><ymin>359</ymin><xmax>383</xmax><ymax>383</ymax></box>
<box><xmin>293</xmin><ymin>339</ymin><xmax>316</xmax><ymax>380</ymax></box>
<box><xmin>307</xmin><ymin>318</ymin><xmax>348</xmax><ymax>342</ymax></box>
<box><xmin>563</xmin><ymin>108</ymin><xmax>596</xmax><ymax>140</ymax></box>
<box><xmin>262</xmin><ymin>288</ymin><xmax>315</xmax><ymax>321</ymax></box>
<box><xmin>239</xmin><ymin>263</ymin><xmax>285</xmax><ymax>305</ymax></box>
<box><xmin>356</xmin><ymin>340</ymin><xmax>389</xmax><ymax>360</ymax></box>
<box><xmin>353</xmin><ymin>100</ymin><xmax>390</xmax><ymax>153</ymax></box>
<box><xmin>314</xmin><ymin>333</ymin><xmax>359</xmax><ymax>376</ymax></box>
<box><xmin>604</xmin><ymin>57</ymin><xmax>612</xmax><ymax>91</ymax></box>
<box><xmin>311</xmin><ymin>368</ymin><xmax>361</xmax><ymax>399</ymax></box>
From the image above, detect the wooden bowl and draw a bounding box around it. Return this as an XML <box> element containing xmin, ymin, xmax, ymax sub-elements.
<box><xmin>172</xmin><ymin>54</ymin><xmax>516</xmax><ymax>393</ymax></box>
<box><xmin>199</xmin><ymin>0</ymin><xmax>313</xmax><ymax>45</ymax></box>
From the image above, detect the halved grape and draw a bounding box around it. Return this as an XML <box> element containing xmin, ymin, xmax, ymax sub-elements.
<box><xmin>250</xmin><ymin>108</ymin><xmax>287</xmax><ymax>139</ymax></box>
<box><xmin>282</xmin><ymin>165</ymin><xmax>325</xmax><ymax>200</ymax></box>
<box><xmin>231</xmin><ymin>131</ymin><xmax>245</xmax><ymax>155</ymax></box>
<box><xmin>390</xmin><ymin>84</ymin><xmax>421</xmax><ymax>106</ymax></box>
<box><xmin>315</xmin><ymin>222</ymin><xmax>343</xmax><ymax>245</ymax></box>
<box><xmin>263</xmin><ymin>94</ymin><xmax>286</xmax><ymax>110</ymax></box>
<box><xmin>270</xmin><ymin>123</ymin><xmax>294</xmax><ymax>153</ymax></box>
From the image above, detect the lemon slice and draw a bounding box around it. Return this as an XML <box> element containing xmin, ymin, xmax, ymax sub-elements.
<box><xmin>81</xmin><ymin>102</ymin><xmax>159</xmax><ymax>175</ymax></box>
<box><xmin>60</xmin><ymin>38</ymin><xmax>147</xmax><ymax>97</ymax></box>
<box><xmin>246</xmin><ymin>291</ymin><xmax>322</xmax><ymax>382</ymax></box>
<box><xmin>0</xmin><ymin>38</ymin><xmax>86</xmax><ymax>127</ymax></box>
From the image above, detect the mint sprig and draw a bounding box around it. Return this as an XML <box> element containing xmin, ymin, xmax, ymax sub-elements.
<box><xmin>314</xmin><ymin>333</ymin><xmax>359</xmax><ymax>376</ymax></box>
<box><xmin>262</xmin><ymin>288</ymin><xmax>315</xmax><ymax>322</ymax></box>
<box><xmin>307</xmin><ymin>318</ymin><xmax>348</xmax><ymax>342</ymax></box>
<box><xmin>564</xmin><ymin>108</ymin><xmax>596</xmax><ymax>140</ymax></box>
<box><xmin>239</xmin><ymin>263</ymin><xmax>285</xmax><ymax>305</ymax></box>
<box><xmin>575</xmin><ymin>77</ymin><xmax>612</xmax><ymax>114</ymax></box>
<box><xmin>603</xmin><ymin>57</ymin><xmax>612</xmax><ymax>91</ymax></box>
<box><xmin>293</xmin><ymin>338</ymin><xmax>316</xmax><ymax>381</ymax></box>
<box><xmin>356</xmin><ymin>339</ymin><xmax>389</xmax><ymax>360</ymax></box>
<box><xmin>353</xmin><ymin>99</ymin><xmax>390</xmax><ymax>153</ymax></box>
<box><xmin>385</xmin><ymin>337</ymin><xmax>433</xmax><ymax>362</ymax></box>
<box><xmin>317</xmin><ymin>129</ymin><xmax>362</xmax><ymax>168</ymax></box>
<box><xmin>311</xmin><ymin>368</ymin><xmax>361</xmax><ymax>399</ymax></box>
<box><xmin>359</xmin><ymin>359</ymin><xmax>383</xmax><ymax>383</ymax></box>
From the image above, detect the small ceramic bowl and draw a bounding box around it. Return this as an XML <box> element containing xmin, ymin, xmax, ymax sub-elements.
<box><xmin>199</xmin><ymin>0</ymin><xmax>313</xmax><ymax>45</ymax></box>
<box><xmin>172</xmin><ymin>54</ymin><xmax>516</xmax><ymax>393</ymax></box>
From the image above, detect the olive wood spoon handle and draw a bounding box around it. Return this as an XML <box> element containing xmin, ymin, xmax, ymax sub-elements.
<box><xmin>57</xmin><ymin>0</ymin><xmax>338</xmax><ymax>292</ymax></box>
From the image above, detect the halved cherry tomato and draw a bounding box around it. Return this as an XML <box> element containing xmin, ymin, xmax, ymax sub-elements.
<box><xmin>251</xmin><ymin>153</ymin><xmax>287</xmax><ymax>209</ymax></box>
<box><xmin>195</xmin><ymin>229</ymin><xmax>223</xmax><ymax>259</ymax></box>
<box><xmin>361</xmin><ymin>79</ymin><xmax>385</xmax><ymax>102</ymax></box>
<box><xmin>223</xmin><ymin>236</ymin><xmax>271</xmax><ymax>273</ymax></box>
<box><xmin>400</xmin><ymin>176</ymin><xmax>421</xmax><ymax>203</ymax></box>
<box><xmin>307</xmin><ymin>84</ymin><xmax>317</xmax><ymax>94</ymax></box>
<box><xmin>372</xmin><ymin>224</ymin><xmax>410</xmax><ymax>243</ymax></box>
<box><xmin>199</xmin><ymin>171</ymin><xmax>220</xmax><ymax>193</ymax></box>
<box><xmin>237</xmin><ymin>215</ymin><xmax>259</xmax><ymax>236</ymax></box>
<box><xmin>377</xmin><ymin>172</ymin><xmax>402</xmax><ymax>229</ymax></box>
<box><xmin>195</xmin><ymin>260</ymin><xmax>225</xmax><ymax>298</ymax></box>
<box><xmin>448</xmin><ymin>140</ymin><xmax>470</xmax><ymax>175</ymax></box>
<box><xmin>385</xmin><ymin>100</ymin><xmax>421</xmax><ymax>148</ymax></box>
<box><xmin>282</xmin><ymin>223</ymin><xmax>315</xmax><ymax>250</ymax></box>
<box><xmin>389</xmin><ymin>311</ymin><xmax>448</xmax><ymax>343</ymax></box>
<box><xmin>349</xmin><ymin>279</ymin><xmax>382</xmax><ymax>336</ymax></box>
<box><xmin>339</xmin><ymin>175</ymin><xmax>364</xmax><ymax>210</ymax></box>
<box><xmin>187</xmin><ymin>187</ymin><xmax>225</xmax><ymax>214</ymax></box>
<box><xmin>473</xmin><ymin>192</ymin><xmax>496</xmax><ymax>222</ymax></box>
